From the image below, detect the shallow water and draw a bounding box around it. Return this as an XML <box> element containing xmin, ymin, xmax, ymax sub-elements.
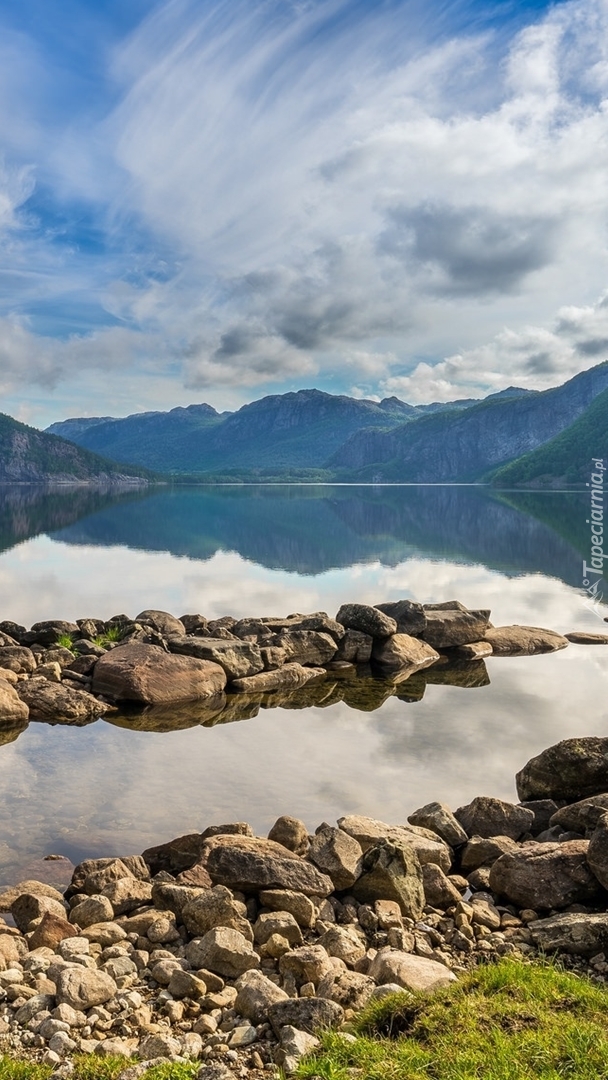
<box><xmin>0</xmin><ymin>483</ymin><xmax>606</xmax><ymax>885</ymax></box>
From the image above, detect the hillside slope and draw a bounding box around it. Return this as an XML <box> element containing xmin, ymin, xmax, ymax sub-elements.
<box><xmin>0</xmin><ymin>413</ymin><xmax>153</xmax><ymax>483</ymax></box>
<box><xmin>329</xmin><ymin>362</ymin><xmax>608</xmax><ymax>482</ymax></box>
<box><xmin>490</xmin><ymin>386</ymin><xmax>608</xmax><ymax>487</ymax></box>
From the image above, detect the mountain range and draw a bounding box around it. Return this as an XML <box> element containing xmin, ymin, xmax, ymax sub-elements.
<box><xmin>44</xmin><ymin>362</ymin><xmax>608</xmax><ymax>486</ymax></box>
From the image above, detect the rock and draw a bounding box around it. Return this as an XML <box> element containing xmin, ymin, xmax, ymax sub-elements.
<box><xmin>335</xmin><ymin>630</ymin><xmax>373</xmax><ymax>664</ymax></box>
<box><xmin>308</xmin><ymin>826</ymin><xmax>363</xmax><ymax>890</ymax></box>
<box><xmin>11</xmin><ymin>893</ymin><xmax>67</xmax><ymax>933</ymax></box>
<box><xmin>421</xmin><ymin>863</ymin><xmax>462</xmax><ymax>908</ymax></box>
<box><xmin>489</xmin><ymin>840</ymin><xmax>601</xmax><ymax>909</ymax></box>
<box><xmin>56</xmin><ymin>967</ymin><xmax>117</xmax><ymax>1011</ymax></box>
<box><xmin>258</xmin><ymin>890</ymin><xmax>316</xmax><ymax>929</ymax></box>
<box><xmin>318</xmin><ymin>925</ymin><xmax>366</xmax><ymax>966</ymax></box>
<box><xmin>95</xmin><ymin>1039</ymin><xmax>134</xmax><ymax>1058</ymax></box>
<box><xmin>27</xmin><ymin>911</ymin><xmax>74</xmax><ymax>951</ymax></box>
<box><xmin>254</xmin><ymin>911</ymin><xmax>302</xmax><ymax>947</ymax></box>
<box><xmin>460</xmin><ymin>835</ymin><xmax>518</xmax><ymax>871</ymax></box>
<box><xmin>185</xmin><ymin>927</ymin><xmax>260</xmax><ymax>978</ymax></box>
<box><xmin>519</xmin><ymin>800</ymin><xmax>559</xmax><ymax>836</ymax></box>
<box><xmin>102</xmin><ymin>878</ymin><xmax>153</xmax><ymax>915</ymax></box>
<box><xmin>139</xmin><ymin>1033</ymin><xmax>182</xmax><ymax>1061</ymax></box>
<box><xmin>181</xmin><ymin>886</ymin><xmax>252</xmax><ymax>939</ymax></box>
<box><xmin>135</xmin><ymin>610</ymin><xmax>185</xmax><ymax>637</ymax></box>
<box><xmin>167</xmin><ymin>969</ymin><xmax>208</xmax><ymax>999</ymax></box>
<box><xmin>103</xmin><ymin>955</ymin><xmax>138</xmax><ymax>980</ymax></box>
<box><xmin>351</xmin><ymin>840</ymin><xmax>425</xmax><ymax>919</ymax></box>
<box><xmin>79</xmin><ymin>922</ymin><xmax>127</xmax><ymax>947</ymax></box>
<box><xmin>565</xmin><ymin>631</ymin><xmax>608</xmax><ymax>644</ymax></box>
<box><xmin>455</xmin><ymin>641</ymin><xmax>493</xmax><ymax>659</ymax></box>
<box><xmin>70</xmin><ymin>895</ymin><xmax>114</xmax><ymax>928</ymax></box>
<box><xmin>151</xmin><ymin>958</ymin><xmax>184</xmax><ymax>986</ymax></box>
<box><xmin>336</xmin><ymin>604</ymin><xmax>397</xmax><ymax>638</ymax></box>
<box><xmin>455</xmin><ymin>797</ymin><xmax>534</xmax><ymax>840</ymax></box>
<box><xmin>152</xmin><ymin>882</ymin><xmax>208</xmax><ymax>919</ymax></box>
<box><xmin>528</xmin><ymin>912</ymin><xmax>608</xmax><ymax>956</ymax></box>
<box><xmin>0</xmin><ymin>678</ymin><xmax>29</xmax><ymax>722</ymax></box>
<box><xmin>408</xmin><ymin>802</ymin><xmax>468</xmax><ymax>847</ymax></box>
<box><xmin>143</xmin><ymin>833</ymin><xmax>210</xmax><ymax>876</ymax></box>
<box><xmin>168</xmin><ymin>636</ymin><xmax>264</xmax><ymax>681</ymax></box>
<box><xmin>66</xmin><ymin>855</ymin><xmax>149</xmax><ymax>896</ymax></box>
<box><xmin>338</xmin><ymin>815</ymin><xmax>451</xmax><ymax>872</ymax></box>
<box><xmin>277</xmin><ymin>1026</ymin><xmax>320</xmax><ymax>1072</ymax></box>
<box><xmin>0</xmin><ymin>668</ymin><xmax>18</xmax><ymax>684</ymax></box>
<box><xmin>230</xmin><ymin>663</ymin><xmax>325</xmax><ymax>693</ymax></box>
<box><xmin>317</xmin><ymin>969</ymin><xmax>376</xmax><ymax>1010</ymax></box>
<box><xmin>14</xmin><ymin>994</ymin><xmax>56</xmax><ymax>1025</ymax></box>
<box><xmin>368</xmin><ymin>948</ymin><xmax>457</xmax><ymax>991</ymax></box>
<box><xmin>25</xmin><ymin>620</ymin><xmax>79</xmax><ymax>646</ymax></box>
<box><xmin>199</xmin><ymin>835</ymin><xmax>334</xmax><ymax>896</ymax></box>
<box><xmin>279</xmin><ymin>944</ymin><xmax>333</xmax><ymax>986</ymax></box>
<box><xmin>234</xmin><ymin>969</ymin><xmax>289</xmax><ymax>1024</ymax></box>
<box><xmin>92</xmin><ymin>643</ymin><xmax>226</xmax><ymax>704</ymax></box>
<box><xmin>268</xmin><ymin>997</ymin><xmax>344</xmax><ymax>1037</ymax></box>
<box><xmin>0</xmin><ymin>646</ymin><xmax>36</xmax><ymax>673</ymax></box>
<box><xmin>374</xmin><ymin>600</ymin><xmax>426</xmax><ymax>635</ymax></box>
<box><xmin>17</xmin><ymin>678</ymin><xmax>108</xmax><ymax>724</ymax></box>
<box><xmin>36</xmin><ymin>661</ymin><xmax>62</xmax><ymax>682</ymax></box>
<box><xmin>276</xmin><ymin>630</ymin><xmax>338</xmax><ymax>666</ymax></box>
<box><xmin>484</xmin><ymin>625</ymin><xmax>568</xmax><ymax>655</ymax></box>
<box><xmin>550</xmin><ymin>795</ymin><xmax>608</xmax><ymax>835</ymax></box>
<box><xmin>83</xmin><ymin>858</ymin><xmax>136</xmax><ymax>894</ymax></box>
<box><xmin>421</xmin><ymin>603</ymin><xmax>491</xmax><ymax>648</ymax></box>
<box><xmin>268</xmin><ymin>816</ymin><xmax>310</xmax><ymax>856</ymax></box>
<box><xmin>516</xmin><ymin>738</ymin><xmax>608</xmax><ymax>802</ymax></box>
<box><xmin>586</xmin><ymin>812</ymin><xmax>608</xmax><ymax>889</ymax></box>
<box><xmin>372</xmin><ymin>634</ymin><xmax>439</xmax><ymax>675</ymax></box>
<box><xmin>196</xmin><ymin>1066</ymin><xmax>235</xmax><ymax>1080</ymax></box>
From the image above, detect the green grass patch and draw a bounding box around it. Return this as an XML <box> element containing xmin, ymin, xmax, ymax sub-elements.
<box><xmin>295</xmin><ymin>958</ymin><xmax>608</xmax><ymax>1080</ymax></box>
<box><xmin>55</xmin><ymin>634</ymin><xmax>75</xmax><ymax>650</ymax></box>
<box><xmin>0</xmin><ymin>1057</ymin><xmax>199</xmax><ymax>1080</ymax></box>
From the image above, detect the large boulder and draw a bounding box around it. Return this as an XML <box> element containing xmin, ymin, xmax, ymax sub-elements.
<box><xmin>550</xmin><ymin>795</ymin><xmax>608</xmax><ymax>835</ymax></box>
<box><xmin>408</xmin><ymin>802</ymin><xmax>468</xmax><ymax>847</ymax></box>
<box><xmin>56</xmin><ymin>967</ymin><xmax>117</xmax><ymax>1011</ymax></box>
<box><xmin>234</xmin><ymin>970</ymin><xmax>289</xmax><ymax>1025</ymax></box>
<box><xmin>167</xmin><ymin>637</ymin><xmax>264</xmax><ymax>681</ymax></box>
<box><xmin>421</xmin><ymin>603</ymin><xmax>491</xmax><ymax>649</ymax></box>
<box><xmin>275</xmin><ymin>631</ymin><xmax>337</xmax><ymax>666</ymax></box>
<box><xmin>0</xmin><ymin>678</ymin><xmax>29</xmax><ymax>723</ymax></box>
<box><xmin>185</xmin><ymin>927</ymin><xmax>259</xmax><ymax>978</ymax></box>
<box><xmin>516</xmin><ymin>738</ymin><xmax>608</xmax><ymax>802</ymax></box>
<box><xmin>198</xmin><ymin>835</ymin><xmax>334</xmax><ymax>896</ymax></box>
<box><xmin>372</xmin><ymin>634</ymin><xmax>439</xmax><ymax>675</ymax></box>
<box><xmin>135</xmin><ymin>610</ymin><xmax>185</xmax><ymax>637</ymax></box>
<box><xmin>0</xmin><ymin>646</ymin><xmax>36</xmax><ymax>674</ymax></box>
<box><xmin>375</xmin><ymin>601</ymin><xmax>426</xmax><ymax>636</ymax></box>
<box><xmin>489</xmin><ymin>841</ymin><xmax>601</xmax><ymax>910</ymax></box>
<box><xmin>24</xmin><ymin>620</ymin><xmax>79</xmax><ymax>646</ymax></box>
<box><xmin>92</xmin><ymin>643</ymin><xmax>226</xmax><ymax>704</ymax></box>
<box><xmin>484</xmin><ymin>625</ymin><xmax>568</xmax><ymax>655</ymax></box>
<box><xmin>528</xmin><ymin>912</ymin><xmax>608</xmax><ymax>956</ymax></box>
<box><xmin>268</xmin><ymin>816</ymin><xmax>310</xmax><ymax>856</ymax></box>
<box><xmin>368</xmin><ymin>949</ymin><xmax>456</xmax><ymax>991</ymax></box>
<box><xmin>455</xmin><ymin>797</ymin><xmax>534</xmax><ymax>841</ymax></box>
<box><xmin>336</xmin><ymin>604</ymin><xmax>397</xmax><ymax>638</ymax></box>
<box><xmin>181</xmin><ymin>886</ymin><xmax>252</xmax><ymax>939</ymax></box>
<box><xmin>308</xmin><ymin>826</ymin><xmax>363</xmax><ymax>891</ymax></box>
<box><xmin>17</xmin><ymin>678</ymin><xmax>109</xmax><ymax>724</ymax></box>
<box><xmin>230</xmin><ymin>663</ymin><xmax>325</xmax><ymax>694</ymax></box>
<box><xmin>460</xmin><ymin>835</ymin><xmax>518</xmax><ymax>871</ymax></box>
<box><xmin>338</xmin><ymin>815</ymin><xmax>451</xmax><ymax>873</ymax></box>
<box><xmin>351</xmin><ymin>840</ymin><xmax>425</xmax><ymax>919</ymax></box>
<box><xmin>335</xmin><ymin>630</ymin><xmax>373</xmax><ymax>664</ymax></box>
<box><xmin>142</xmin><ymin>833</ymin><xmax>211</xmax><ymax>876</ymax></box>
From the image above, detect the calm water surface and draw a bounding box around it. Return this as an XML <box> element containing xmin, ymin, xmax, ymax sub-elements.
<box><xmin>0</xmin><ymin>483</ymin><xmax>606</xmax><ymax>885</ymax></box>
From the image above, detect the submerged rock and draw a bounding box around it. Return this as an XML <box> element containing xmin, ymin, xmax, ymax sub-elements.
<box><xmin>484</xmin><ymin>625</ymin><xmax>569</xmax><ymax>655</ymax></box>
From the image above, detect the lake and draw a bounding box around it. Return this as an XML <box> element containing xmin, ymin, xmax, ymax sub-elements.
<box><xmin>0</xmin><ymin>482</ymin><xmax>607</xmax><ymax>887</ymax></box>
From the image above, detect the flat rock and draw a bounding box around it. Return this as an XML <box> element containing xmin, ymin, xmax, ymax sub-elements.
<box><xmin>368</xmin><ymin>948</ymin><xmax>456</xmax><ymax>991</ymax></box>
<box><xmin>565</xmin><ymin>632</ymin><xmax>608</xmax><ymax>644</ymax></box>
<box><xmin>56</xmin><ymin>967</ymin><xmax>117</xmax><ymax>1011</ymax></box>
<box><xmin>338</xmin><ymin>814</ymin><xmax>451</xmax><ymax>872</ymax></box>
<box><xmin>455</xmin><ymin>641</ymin><xmax>493</xmax><ymax>659</ymax></box>
<box><xmin>230</xmin><ymin>663</ymin><xmax>325</xmax><ymax>694</ymax></box>
<box><xmin>92</xmin><ymin>643</ymin><xmax>226</xmax><ymax>704</ymax></box>
<box><xmin>408</xmin><ymin>802</ymin><xmax>468</xmax><ymax>847</ymax></box>
<box><xmin>489</xmin><ymin>840</ymin><xmax>601</xmax><ymax>910</ymax></box>
<box><xmin>516</xmin><ymin>738</ymin><xmax>608</xmax><ymax>802</ymax></box>
<box><xmin>0</xmin><ymin>678</ymin><xmax>29</xmax><ymax>723</ymax></box>
<box><xmin>268</xmin><ymin>997</ymin><xmax>344</xmax><ymax>1037</ymax></box>
<box><xmin>372</xmin><ymin>634</ymin><xmax>439</xmax><ymax>675</ymax></box>
<box><xmin>528</xmin><ymin>912</ymin><xmax>608</xmax><ymax>956</ymax></box>
<box><xmin>308</xmin><ymin>826</ymin><xmax>363</xmax><ymax>891</ymax></box>
<box><xmin>422</xmin><ymin>603</ymin><xmax>491</xmax><ymax>649</ymax></box>
<box><xmin>484</xmin><ymin>625</ymin><xmax>568</xmax><ymax>655</ymax></box>
<box><xmin>167</xmin><ymin>636</ymin><xmax>264</xmax><ymax>681</ymax></box>
<box><xmin>17</xmin><ymin>678</ymin><xmax>108</xmax><ymax>724</ymax></box>
<box><xmin>455</xmin><ymin>797</ymin><xmax>534</xmax><ymax>840</ymax></box>
<box><xmin>336</xmin><ymin>604</ymin><xmax>397</xmax><ymax>638</ymax></box>
<box><xmin>199</xmin><ymin>834</ymin><xmax>334</xmax><ymax>896</ymax></box>
<box><xmin>351</xmin><ymin>839</ymin><xmax>425</xmax><ymax>920</ymax></box>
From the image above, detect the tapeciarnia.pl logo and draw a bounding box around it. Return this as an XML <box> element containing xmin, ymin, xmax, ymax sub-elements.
<box><xmin>582</xmin><ymin>458</ymin><xmax>606</xmax><ymax>618</ymax></box>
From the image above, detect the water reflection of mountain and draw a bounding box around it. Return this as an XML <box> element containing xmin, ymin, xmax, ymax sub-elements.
<box><xmin>0</xmin><ymin>483</ymin><xmax>593</xmax><ymax>591</ymax></box>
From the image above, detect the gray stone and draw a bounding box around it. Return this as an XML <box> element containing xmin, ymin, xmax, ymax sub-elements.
<box><xmin>135</xmin><ymin>610</ymin><xmax>185</xmax><ymax>637</ymax></box>
<box><xmin>102</xmin><ymin>877</ymin><xmax>153</xmax><ymax>915</ymax></box>
<box><xmin>139</xmin><ymin>1033</ymin><xmax>182</xmax><ymax>1061</ymax></box>
<box><xmin>234</xmin><ymin>969</ymin><xmax>289</xmax><ymax>1025</ymax></box>
<box><xmin>318</xmin><ymin>925</ymin><xmax>366</xmax><ymax>967</ymax></box>
<box><xmin>551</xmin><ymin>796</ymin><xmax>608</xmax><ymax>835</ymax></box>
<box><xmin>268</xmin><ymin>997</ymin><xmax>344</xmax><ymax>1037</ymax></box>
<box><xmin>268</xmin><ymin>816</ymin><xmax>310</xmax><ymax>856</ymax></box>
<box><xmin>167</xmin><ymin>969</ymin><xmax>208</xmax><ymax>999</ymax></box>
<box><xmin>528</xmin><ymin>912</ymin><xmax>608</xmax><ymax>956</ymax></box>
<box><xmin>0</xmin><ymin>646</ymin><xmax>36</xmax><ymax>674</ymax></box>
<box><xmin>335</xmin><ymin>630</ymin><xmax>373</xmax><ymax>664</ymax></box>
<box><xmin>317</xmin><ymin>970</ymin><xmax>376</xmax><ymax>1010</ymax></box>
<box><xmin>185</xmin><ymin>927</ymin><xmax>259</xmax><ymax>978</ymax></box>
<box><xmin>455</xmin><ymin>797</ymin><xmax>534</xmax><ymax>841</ymax></box>
<box><xmin>519</xmin><ymin>800</ymin><xmax>560</xmax><ymax>836</ymax></box>
<box><xmin>375</xmin><ymin>600</ymin><xmax>426</xmax><ymax>636</ymax></box>
<box><xmin>408</xmin><ymin>801</ymin><xmax>468</xmax><ymax>847</ymax></box>
<box><xmin>336</xmin><ymin>604</ymin><xmax>397</xmax><ymax>638</ymax></box>
<box><xmin>460</xmin><ymin>835</ymin><xmax>518</xmax><ymax>871</ymax></box>
<box><xmin>275</xmin><ymin>630</ymin><xmax>338</xmax><ymax>666</ymax></box>
<box><xmin>92</xmin><ymin>643</ymin><xmax>226</xmax><ymax>704</ymax></box>
<box><xmin>258</xmin><ymin>890</ymin><xmax>316</xmax><ymax>929</ymax></box>
<box><xmin>351</xmin><ymin>840</ymin><xmax>425</xmax><ymax>920</ymax></box>
<box><xmin>489</xmin><ymin>840</ymin><xmax>601</xmax><ymax>910</ymax></box>
<box><xmin>199</xmin><ymin>834</ymin><xmax>333</xmax><ymax>896</ymax></box>
<box><xmin>254</xmin><ymin>911</ymin><xmax>302</xmax><ymax>947</ymax></box>
<box><xmin>17</xmin><ymin>678</ymin><xmax>109</xmax><ymax>724</ymax></box>
<box><xmin>56</xmin><ymin>967</ymin><xmax>117</xmax><ymax>1011</ymax></box>
<box><xmin>308</xmin><ymin>826</ymin><xmax>363</xmax><ymax>891</ymax></box>
<box><xmin>516</xmin><ymin>738</ymin><xmax>608</xmax><ymax>802</ymax></box>
<box><xmin>422</xmin><ymin>604</ymin><xmax>491</xmax><ymax>648</ymax></box>
<box><xmin>279</xmin><ymin>945</ymin><xmax>333</xmax><ymax>986</ymax></box>
<box><xmin>181</xmin><ymin>885</ymin><xmax>252</xmax><ymax>940</ymax></box>
<box><xmin>70</xmin><ymin>895</ymin><xmax>114</xmax><ymax>929</ymax></box>
<box><xmin>338</xmin><ymin>814</ymin><xmax>451</xmax><ymax>872</ymax></box>
<box><xmin>484</xmin><ymin>625</ymin><xmax>568</xmax><ymax>655</ymax></box>
<box><xmin>230</xmin><ymin>663</ymin><xmax>325</xmax><ymax>694</ymax></box>
<box><xmin>15</xmin><ymin>994</ymin><xmax>56</xmax><ymax>1025</ymax></box>
<box><xmin>168</xmin><ymin>636</ymin><xmax>264</xmax><ymax>681</ymax></box>
<box><xmin>421</xmin><ymin>863</ymin><xmax>462</xmax><ymax>908</ymax></box>
<box><xmin>11</xmin><ymin>892</ymin><xmax>67</xmax><ymax>933</ymax></box>
<box><xmin>368</xmin><ymin>948</ymin><xmax>457</xmax><ymax>991</ymax></box>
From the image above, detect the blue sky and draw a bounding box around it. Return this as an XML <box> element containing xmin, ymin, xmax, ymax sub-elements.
<box><xmin>2</xmin><ymin>0</ymin><xmax>608</xmax><ymax>426</ymax></box>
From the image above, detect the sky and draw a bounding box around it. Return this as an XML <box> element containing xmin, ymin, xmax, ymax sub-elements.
<box><xmin>2</xmin><ymin>0</ymin><xmax>608</xmax><ymax>426</ymax></box>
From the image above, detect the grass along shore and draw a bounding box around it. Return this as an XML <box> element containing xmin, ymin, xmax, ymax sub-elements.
<box><xmin>2</xmin><ymin>958</ymin><xmax>608</xmax><ymax>1079</ymax></box>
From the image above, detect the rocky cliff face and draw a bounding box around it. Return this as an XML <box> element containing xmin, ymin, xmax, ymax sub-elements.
<box><xmin>330</xmin><ymin>362</ymin><xmax>608</xmax><ymax>481</ymax></box>
<box><xmin>0</xmin><ymin>413</ymin><xmax>151</xmax><ymax>484</ymax></box>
